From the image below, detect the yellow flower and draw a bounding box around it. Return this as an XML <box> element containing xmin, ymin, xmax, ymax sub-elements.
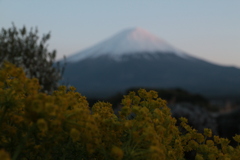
<box><xmin>45</xmin><ymin>103</ymin><xmax>57</xmax><ymax>116</ymax></box>
<box><xmin>206</xmin><ymin>140</ymin><xmax>214</xmax><ymax>147</ymax></box>
<box><xmin>37</xmin><ymin>119</ymin><xmax>48</xmax><ymax>132</ymax></box>
<box><xmin>32</xmin><ymin>100</ymin><xmax>43</xmax><ymax>113</ymax></box>
<box><xmin>196</xmin><ymin>133</ymin><xmax>205</xmax><ymax>143</ymax></box>
<box><xmin>195</xmin><ymin>153</ymin><xmax>204</xmax><ymax>160</ymax></box>
<box><xmin>233</xmin><ymin>134</ymin><xmax>240</xmax><ymax>143</ymax></box>
<box><xmin>86</xmin><ymin>143</ymin><xmax>95</xmax><ymax>154</ymax></box>
<box><xmin>204</xmin><ymin>128</ymin><xmax>212</xmax><ymax>138</ymax></box>
<box><xmin>3</xmin><ymin>66</ymin><xmax>240</xmax><ymax>160</ymax></box>
<box><xmin>188</xmin><ymin>140</ymin><xmax>198</xmax><ymax>149</ymax></box>
<box><xmin>149</xmin><ymin>146</ymin><xmax>165</xmax><ymax>159</ymax></box>
<box><xmin>179</xmin><ymin>117</ymin><xmax>188</xmax><ymax>123</ymax></box>
<box><xmin>69</xmin><ymin>86</ymin><xmax>76</xmax><ymax>91</ymax></box>
<box><xmin>111</xmin><ymin>146</ymin><xmax>123</xmax><ymax>160</ymax></box>
<box><xmin>34</xmin><ymin>145</ymin><xmax>41</xmax><ymax>150</ymax></box>
<box><xmin>0</xmin><ymin>149</ymin><xmax>11</xmax><ymax>160</ymax></box>
<box><xmin>70</xmin><ymin>128</ymin><xmax>80</xmax><ymax>142</ymax></box>
<box><xmin>214</xmin><ymin>135</ymin><xmax>220</xmax><ymax>144</ymax></box>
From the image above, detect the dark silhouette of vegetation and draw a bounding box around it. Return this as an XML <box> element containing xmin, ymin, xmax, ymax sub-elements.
<box><xmin>0</xmin><ymin>23</ymin><xmax>65</xmax><ymax>93</ymax></box>
<box><xmin>87</xmin><ymin>87</ymin><xmax>214</xmax><ymax>112</ymax></box>
<box><xmin>127</xmin><ymin>88</ymin><xmax>209</xmax><ymax>105</ymax></box>
<box><xmin>217</xmin><ymin>108</ymin><xmax>240</xmax><ymax>146</ymax></box>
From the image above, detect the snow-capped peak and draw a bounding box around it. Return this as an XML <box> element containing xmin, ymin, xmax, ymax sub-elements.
<box><xmin>67</xmin><ymin>27</ymin><xmax>187</xmax><ymax>62</ymax></box>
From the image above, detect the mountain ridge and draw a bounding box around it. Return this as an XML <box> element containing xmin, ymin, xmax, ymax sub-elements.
<box><xmin>61</xmin><ymin>28</ymin><xmax>240</xmax><ymax>99</ymax></box>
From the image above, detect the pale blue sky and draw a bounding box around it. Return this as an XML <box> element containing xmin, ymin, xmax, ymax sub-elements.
<box><xmin>1</xmin><ymin>1</ymin><xmax>240</xmax><ymax>67</ymax></box>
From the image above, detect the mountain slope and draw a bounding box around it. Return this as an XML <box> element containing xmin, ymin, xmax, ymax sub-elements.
<box><xmin>63</xmin><ymin>53</ymin><xmax>240</xmax><ymax>98</ymax></box>
<box><xmin>61</xmin><ymin>28</ymin><xmax>240</xmax><ymax>98</ymax></box>
<box><xmin>66</xmin><ymin>27</ymin><xmax>189</xmax><ymax>62</ymax></box>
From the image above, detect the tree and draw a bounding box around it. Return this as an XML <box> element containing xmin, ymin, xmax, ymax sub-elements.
<box><xmin>0</xmin><ymin>23</ymin><xmax>65</xmax><ymax>93</ymax></box>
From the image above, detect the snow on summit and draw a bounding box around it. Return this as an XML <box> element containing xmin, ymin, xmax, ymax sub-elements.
<box><xmin>67</xmin><ymin>27</ymin><xmax>187</xmax><ymax>62</ymax></box>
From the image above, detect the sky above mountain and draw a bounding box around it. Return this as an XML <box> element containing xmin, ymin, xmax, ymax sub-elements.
<box><xmin>1</xmin><ymin>1</ymin><xmax>240</xmax><ymax>67</ymax></box>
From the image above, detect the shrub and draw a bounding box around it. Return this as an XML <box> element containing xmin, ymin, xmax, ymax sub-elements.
<box><xmin>0</xmin><ymin>24</ymin><xmax>65</xmax><ymax>93</ymax></box>
<box><xmin>0</xmin><ymin>62</ymin><xmax>240</xmax><ymax>160</ymax></box>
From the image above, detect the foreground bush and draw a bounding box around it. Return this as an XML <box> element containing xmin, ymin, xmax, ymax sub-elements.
<box><xmin>0</xmin><ymin>62</ymin><xmax>240</xmax><ymax>160</ymax></box>
<box><xmin>0</xmin><ymin>24</ymin><xmax>65</xmax><ymax>93</ymax></box>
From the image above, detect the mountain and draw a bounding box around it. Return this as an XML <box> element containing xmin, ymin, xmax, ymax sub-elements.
<box><xmin>66</xmin><ymin>27</ymin><xmax>188</xmax><ymax>62</ymax></box>
<box><xmin>61</xmin><ymin>27</ymin><xmax>240</xmax><ymax>99</ymax></box>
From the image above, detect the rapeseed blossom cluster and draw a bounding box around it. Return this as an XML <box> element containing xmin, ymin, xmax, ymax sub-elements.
<box><xmin>0</xmin><ymin>62</ymin><xmax>240</xmax><ymax>159</ymax></box>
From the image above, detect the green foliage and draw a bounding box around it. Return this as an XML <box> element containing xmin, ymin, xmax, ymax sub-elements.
<box><xmin>1</xmin><ymin>62</ymin><xmax>240</xmax><ymax>160</ymax></box>
<box><xmin>0</xmin><ymin>24</ymin><xmax>65</xmax><ymax>93</ymax></box>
